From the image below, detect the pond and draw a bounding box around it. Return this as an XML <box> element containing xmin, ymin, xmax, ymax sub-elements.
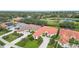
<box><xmin>63</xmin><ymin>18</ymin><xmax>79</xmax><ymax>22</ymax></box>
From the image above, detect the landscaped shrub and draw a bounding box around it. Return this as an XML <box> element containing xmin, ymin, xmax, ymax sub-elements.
<box><xmin>52</xmin><ymin>41</ymin><xmax>62</xmax><ymax>48</ymax></box>
<box><xmin>47</xmin><ymin>34</ymin><xmax>62</xmax><ymax>48</ymax></box>
<box><xmin>48</xmin><ymin>40</ymin><xmax>62</xmax><ymax>48</ymax></box>
<box><xmin>59</xmin><ymin>21</ymin><xmax>75</xmax><ymax>29</ymax></box>
<box><xmin>69</xmin><ymin>38</ymin><xmax>79</xmax><ymax>46</ymax></box>
<box><xmin>30</xmin><ymin>30</ymin><xmax>35</xmax><ymax>34</ymax></box>
<box><xmin>48</xmin><ymin>39</ymin><xmax>55</xmax><ymax>45</ymax></box>
<box><xmin>13</xmin><ymin>31</ymin><xmax>23</xmax><ymax>37</ymax></box>
<box><xmin>3</xmin><ymin>36</ymin><xmax>9</xmax><ymax>39</ymax></box>
<box><xmin>27</xmin><ymin>34</ymin><xmax>34</xmax><ymax>41</ymax></box>
<box><xmin>0</xmin><ymin>41</ymin><xmax>5</xmax><ymax>46</ymax></box>
<box><xmin>37</xmin><ymin>37</ymin><xmax>43</xmax><ymax>45</ymax></box>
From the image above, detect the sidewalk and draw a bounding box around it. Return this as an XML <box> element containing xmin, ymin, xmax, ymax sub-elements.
<box><xmin>4</xmin><ymin>32</ymin><xmax>30</xmax><ymax>48</ymax></box>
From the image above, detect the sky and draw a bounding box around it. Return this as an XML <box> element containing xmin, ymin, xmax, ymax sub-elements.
<box><xmin>0</xmin><ymin>0</ymin><xmax>79</xmax><ymax>11</ymax></box>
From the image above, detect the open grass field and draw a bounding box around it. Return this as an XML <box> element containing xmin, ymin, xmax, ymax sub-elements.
<box><xmin>40</xmin><ymin>19</ymin><xmax>59</xmax><ymax>26</ymax></box>
<box><xmin>40</xmin><ymin>18</ymin><xmax>79</xmax><ymax>26</ymax></box>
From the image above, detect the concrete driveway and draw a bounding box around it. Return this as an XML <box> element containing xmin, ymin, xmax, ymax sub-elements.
<box><xmin>39</xmin><ymin>36</ymin><xmax>50</xmax><ymax>48</ymax></box>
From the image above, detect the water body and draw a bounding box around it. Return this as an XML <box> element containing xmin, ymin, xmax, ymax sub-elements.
<box><xmin>64</xmin><ymin>18</ymin><xmax>79</xmax><ymax>22</ymax></box>
<box><xmin>60</xmin><ymin>18</ymin><xmax>79</xmax><ymax>23</ymax></box>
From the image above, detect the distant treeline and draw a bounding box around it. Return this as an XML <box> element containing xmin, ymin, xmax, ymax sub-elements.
<box><xmin>0</xmin><ymin>11</ymin><xmax>79</xmax><ymax>31</ymax></box>
<box><xmin>22</xmin><ymin>18</ymin><xmax>48</xmax><ymax>26</ymax></box>
<box><xmin>0</xmin><ymin>11</ymin><xmax>79</xmax><ymax>18</ymax></box>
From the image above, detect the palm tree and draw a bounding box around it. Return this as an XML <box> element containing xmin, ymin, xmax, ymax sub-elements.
<box><xmin>56</xmin><ymin>27</ymin><xmax>60</xmax><ymax>37</ymax></box>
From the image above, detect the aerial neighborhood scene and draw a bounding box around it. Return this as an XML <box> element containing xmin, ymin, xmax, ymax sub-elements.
<box><xmin>0</xmin><ymin>11</ymin><xmax>79</xmax><ymax>48</ymax></box>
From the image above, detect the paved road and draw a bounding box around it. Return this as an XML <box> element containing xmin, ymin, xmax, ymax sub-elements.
<box><xmin>39</xmin><ymin>36</ymin><xmax>50</xmax><ymax>48</ymax></box>
<box><xmin>4</xmin><ymin>32</ymin><xmax>30</xmax><ymax>48</ymax></box>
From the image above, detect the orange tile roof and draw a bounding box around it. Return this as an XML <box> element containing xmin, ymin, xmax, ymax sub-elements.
<box><xmin>33</xmin><ymin>26</ymin><xmax>57</xmax><ymax>37</ymax></box>
<box><xmin>33</xmin><ymin>26</ymin><xmax>79</xmax><ymax>44</ymax></box>
<box><xmin>59</xmin><ymin>29</ymin><xmax>79</xmax><ymax>44</ymax></box>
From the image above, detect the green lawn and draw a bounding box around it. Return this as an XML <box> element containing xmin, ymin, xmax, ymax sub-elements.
<box><xmin>40</xmin><ymin>19</ymin><xmax>59</xmax><ymax>26</ymax></box>
<box><xmin>3</xmin><ymin>32</ymin><xmax>23</xmax><ymax>42</ymax></box>
<box><xmin>24</xmin><ymin>40</ymin><xmax>41</xmax><ymax>48</ymax></box>
<box><xmin>74</xmin><ymin>22</ymin><xmax>79</xmax><ymax>31</ymax></box>
<box><xmin>16</xmin><ymin>34</ymin><xmax>43</xmax><ymax>48</ymax></box>
<box><xmin>0</xmin><ymin>29</ymin><xmax>10</xmax><ymax>36</ymax></box>
<box><xmin>0</xmin><ymin>40</ymin><xmax>5</xmax><ymax>48</ymax></box>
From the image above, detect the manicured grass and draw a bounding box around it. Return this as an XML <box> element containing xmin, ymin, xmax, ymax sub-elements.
<box><xmin>24</xmin><ymin>40</ymin><xmax>41</xmax><ymax>48</ymax></box>
<box><xmin>3</xmin><ymin>32</ymin><xmax>23</xmax><ymax>42</ymax></box>
<box><xmin>0</xmin><ymin>29</ymin><xmax>10</xmax><ymax>36</ymax></box>
<box><xmin>74</xmin><ymin>22</ymin><xmax>79</xmax><ymax>31</ymax></box>
<box><xmin>16</xmin><ymin>34</ymin><xmax>43</xmax><ymax>48</ymax></box>
<box><xmin>40</xmin><ymin>19</ymin><xmax>59</xmax><ymax>26</ymax></box>
<box><xmin>0</xmin><ymin>40</ymin><xmax>5</xmax><ymax>48</ymax></box>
